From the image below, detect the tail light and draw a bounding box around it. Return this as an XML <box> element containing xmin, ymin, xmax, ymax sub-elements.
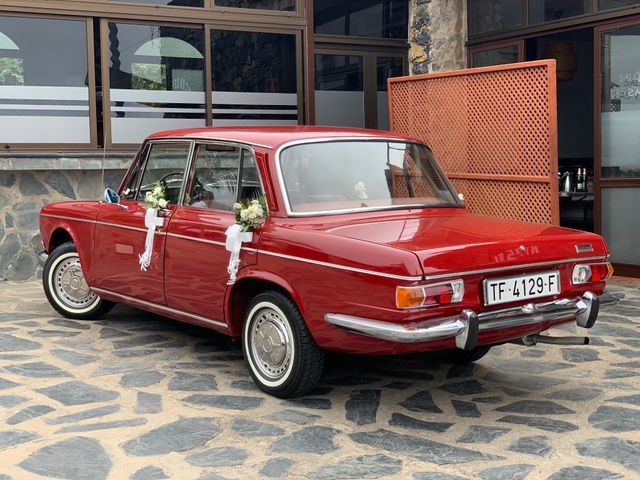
<box><xmin>396</xmin><ymin>280</ymin><xmax>465</xmax><ymax>309</ymax></box>
<box><xmin>572</xmin><ymin>262</ymin><xmax>613</xmax><ymax>285</ymax></box>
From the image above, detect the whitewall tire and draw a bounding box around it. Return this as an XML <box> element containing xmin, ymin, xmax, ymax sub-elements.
<box><xmin>242</xmin><ymin>291</ymin><xmax>324</xmax><ymax>398</ymax></box>
<box><xmin>43</xmin><ymin>242</ymin><xmax>114</xmax><ymax>319</ymax></box>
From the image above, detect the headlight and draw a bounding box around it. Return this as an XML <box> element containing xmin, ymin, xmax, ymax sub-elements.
<box><xmin>396</xmin><ymin>279</ymin><xmax>465</xmax><ymax>309</ymax></box>
<box><xmin>572</xmin><ymin>262</ymin><xmax>613</xmax><ymax>284</ymax></box>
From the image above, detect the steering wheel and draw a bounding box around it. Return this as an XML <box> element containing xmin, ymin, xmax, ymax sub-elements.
<box><xmin>158</xmin><ymin>171</ymin><xmax>184</xmax><ymax>190</ymax></box>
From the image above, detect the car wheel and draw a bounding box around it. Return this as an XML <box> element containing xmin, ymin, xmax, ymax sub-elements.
<box><xmin>43</xmin><ymin>242</ymin><xmax>114</xmax><ymax>320</ymax></box>
<box><xmin>445</xmin><ymin>346</ymin><xmax>492</xmax><ymax>364</ymax></box>
<box><xmin>242</xmin><ymin>291</ymin><xmax>325</xmax><ymax>398</ymax></box>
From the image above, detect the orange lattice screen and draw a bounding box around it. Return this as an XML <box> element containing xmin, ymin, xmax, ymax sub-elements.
<box><xmin>388</xmin><ymin>60</ymin><xmax>559</xmax><ymax>225</ymax></box>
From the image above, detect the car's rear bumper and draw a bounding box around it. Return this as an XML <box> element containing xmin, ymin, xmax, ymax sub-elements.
<box><xmin>325</xmin><ymin>291</ymin><xmax>621</xmax><ymax>351</ymax></box>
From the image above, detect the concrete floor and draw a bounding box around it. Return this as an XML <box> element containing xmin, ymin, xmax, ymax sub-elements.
<box><xmin>0</xmin><ymin>280</ymin><xmax>638</xmax><ymax>480</ymax></box>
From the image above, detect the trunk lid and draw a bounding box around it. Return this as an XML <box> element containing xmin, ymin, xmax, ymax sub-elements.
<box><xmin>323</xmin><ymin>211</ymin><xmax>607</xmax><ymax>278</ymax></box>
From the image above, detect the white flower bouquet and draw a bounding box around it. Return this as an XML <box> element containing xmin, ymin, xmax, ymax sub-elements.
<box><xmin>233</xmin><ymin>195</ymin><xmax>267</xmax><ymax>232</ymax></box>
<box><xmin>144</xmin><ymin>182</ymin><xmax>168</xmax><ymax>210</ymax></box>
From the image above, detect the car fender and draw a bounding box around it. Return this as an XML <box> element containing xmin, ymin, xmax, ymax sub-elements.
<box><xmin>223</xmin><ymin>267</ymin><xmax>305</xmax><ymax>337</ymax></box>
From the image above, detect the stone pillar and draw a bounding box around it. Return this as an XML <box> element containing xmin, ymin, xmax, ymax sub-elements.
<box><xmin>409</xmin><ymin>0</ymin><xmax>467</xmax><ymax>75</ymax></box>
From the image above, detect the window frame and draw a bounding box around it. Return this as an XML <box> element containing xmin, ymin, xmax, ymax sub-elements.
<box><xmin>467</xmin><ymin>39</ymin><xmax>525</xmax><ymax>67</ymax></box>
<box><xmin>100</xmin><ymin>18</ymin><xmax>209</xmax><ymax>150</ymax></box>
<box><xmin>276</xmin><ymin>138</ymin><xmax>463</xmax><ymax>217</ymax></box>
<box><xmin>182</xmin><ymin>140</ymin><xmax>268</xmax><ymax>212</ymax></box>
<box><xmin>207</xmin><ymin>24</ymin><xmax>304</xmax><ymax>129</ymax></box>
<box><xmin>0</xmin><ymin>12</ymin><xmax>98</xmax><ymax>151</ymax></box>
<box><xmin>122</xmin><ymin>138</ymin><xmax>196</xmax><ymax>204</ymax></box>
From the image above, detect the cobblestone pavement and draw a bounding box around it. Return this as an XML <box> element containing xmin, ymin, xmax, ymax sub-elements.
<box><xmin>0</xmin><ymin>280</ymin><xmax>639</xmax><ymax>480</ymax></box>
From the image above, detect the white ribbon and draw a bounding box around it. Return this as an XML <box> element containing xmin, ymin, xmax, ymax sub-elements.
<box><xmin>225</xmin><ymin>224</ymin><xmax>253</xmax><ymax>284</ymax></box>
<box><xmin>139</xmin><ymin>208</ymin><xmax>165</xmax><ymax>272</ymax></box>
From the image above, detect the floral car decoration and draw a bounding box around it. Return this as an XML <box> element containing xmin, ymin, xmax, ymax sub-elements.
<box><xmin>39</xmin><ymin>126</ymin><xmax>619</xmax><ymax>398</ymax></box>
<box><xmin>233</xmin><ymin>196</ymin><xmax>267</xmax><ymax>232</ymax></box>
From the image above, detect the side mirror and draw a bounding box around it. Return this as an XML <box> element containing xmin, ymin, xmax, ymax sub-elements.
<box><xmin>104</xmin><ymin>188</ymin><xmax>120</xmax><ymax>204</ymax></box>
<box><xmin>103</xmin><ymin>188</ymin><xmax>128</xmax><ymax>209</ymax></box>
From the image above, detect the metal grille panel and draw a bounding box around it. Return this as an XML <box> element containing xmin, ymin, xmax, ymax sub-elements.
<box><xmin>389</xmin><ymin>60</ymin><xmax>559</xmax><ymax>225</ymax></box>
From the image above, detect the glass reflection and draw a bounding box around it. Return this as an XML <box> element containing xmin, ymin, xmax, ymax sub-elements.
<box><xmin>108</xmin><ymin>22</ymin><xmax>206</xmax><ymax>144</ymax></box>
<box><xmin>600</xmin><ymin>25</ymin><xmax>640</xmax><ymax>178</ymax></box>
<box><xmin>314</xmin><ymin>0</ymin><xmax>408</xmax><ymax>39</ymax></box>
<box><xmin>0</xmin><ymin>16</ymin><xmax>90</xmax><ymax>144</ymax></box>
<box><xmin>315</xmin><ymin>54</ymin><xmax>364</xmax><ymax>128</ymax></box>
<box><xmin>211</xmin><ymin>30</ymin><xmax>298</xmax><ymax>125</ymax></box>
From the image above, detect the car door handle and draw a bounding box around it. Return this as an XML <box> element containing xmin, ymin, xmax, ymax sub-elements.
<box><xmin>158</xmin><ymin>208</ymin><xmax>171</xmax><ymax>217</ymax></box>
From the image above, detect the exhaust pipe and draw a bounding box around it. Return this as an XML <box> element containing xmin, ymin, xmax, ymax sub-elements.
<box><xmin>518</xmin><ymin>334</ymin><xmax>590</xmax><ymax>346</ymax></box>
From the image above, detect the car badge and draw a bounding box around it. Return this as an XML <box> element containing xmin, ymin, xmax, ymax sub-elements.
<box><xmin>575</xmin><ymin>243</ymin><xmax>593</xmax><ymax>253</ymax></box>
<box><xmin>518</xmin><ymin>245</ymin><xmax>526</xmax><ymax>253</ymax></box>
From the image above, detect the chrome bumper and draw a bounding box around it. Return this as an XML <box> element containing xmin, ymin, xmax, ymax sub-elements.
<box><xmin>325</xmin><ymin>291</ymin><xmax>621</xmax><ymax>351</ymax></box>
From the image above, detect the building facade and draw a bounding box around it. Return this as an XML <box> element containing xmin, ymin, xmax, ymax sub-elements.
<box><xmin>0</xmin><ymin>0</ymin><xmax>410</xmax><ymax>280</ymax></box>
<box><xmin>0</xmin><ymin>0</ymin><xmax>639</xmax><ymax>279</ymax></box>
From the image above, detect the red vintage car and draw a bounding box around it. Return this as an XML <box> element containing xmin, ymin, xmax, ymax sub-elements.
<box><xmin>40</xmin><ymin>126</ymin><xmax>616</xmax><ymax>397</ymax></box>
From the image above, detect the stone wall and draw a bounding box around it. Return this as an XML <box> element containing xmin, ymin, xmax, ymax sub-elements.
<box><xmin>409</xmin><ymin>0</ymin><xmax>467</xmax><ymax>74</ymax></box>
<box><xmin>0</xmin><ymin>154</ymin><xmax>133</xmax><ymax>281</ymax></box>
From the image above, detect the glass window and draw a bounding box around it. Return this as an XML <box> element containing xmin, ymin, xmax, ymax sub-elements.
<box><xmin>601</xmin><ymin>188</ymin><xmax>640</xmax><ymax>264</ymax></box>
<box><xmin>600</xmin><ymin>25</ymin><xmax>640</xmax><ymax>179</ymax></box>
<box><xmin>211</xmin><ymin>30</ymin><xmax>298</xmax><ymax>126</ymax></box>
<box><xmin>108</xmin><ymin>22</ymin><xmax>205</xmax><ymax>144</ymax></box>
<box><xmin>215</xmin><ymin>0</ymin><xmax>295</xmax><ymax>11</ymax></box>
<box><xmin>468</xmin><ymin>0</ymin><xmax>521</xmax><ymax>36</ymax></box>
<box><xmin>315</xmin><ymin>54</ymin><xmax>364</xmax><ymax>127</ymax></box>
<box><xmin>121</xmin><ymin>143</ymin><xmax>151</xmax><ymax>200</ymax></box>
<box><xmin>110</xmin><ymin>0</ymin><xmax>204</xmax><ymax>6</ymax></box>
<box><xmin>599</xmin><ymin>0</ymin><xmax>640</xmax><ymax>9</ymax></box>
<box><xmin>472</xmin><ymin>46</ymin><xmax>520</xmax><ymax>67</ymax></box>
<box><xmin>377</xmin><ymin>57</ymin><xmax>403</xmax><ymax>130</ymax></box>
<box><xmin>314</xmin><ymin>0</ymin><xmax>408</xmax><ymax>39</ymax></box>
<box><xmin>239</xmin><ymin>152</ymin><xmax>264</xmax><ymax>203</ymax></box>
<box><xmin>186</xmin><ymin>144</ymin><xmax>242</xmax><ymax>210</ymax></box>
<box><xmin>137</xmin><ymin>143</ymin><xmax>192</xmax><ymax>205</ymax></box>
<box><xmin>529</xmin><ymin>0</ymin><xmax>591</xmax><ymax>24</ymax></box>
<box><xmin>280</xmin><ymin>141</ymin><xmax>458</xmax><ymax>213</ymax></box>
<box><xmin>0</xmin><ymin>16</ymin><xmax>90</xmax><ymax>145</ymax></box>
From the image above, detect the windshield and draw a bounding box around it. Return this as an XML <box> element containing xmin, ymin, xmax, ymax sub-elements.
<box><xmin>279</xmin><ymin>140</ymin><xmax>460</xmax><ymax>214</ymax></box>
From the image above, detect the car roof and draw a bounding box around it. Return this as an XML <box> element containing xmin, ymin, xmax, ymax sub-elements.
<box><xmin>146</xmin><ymin>126</ymin><xmax>423</xmax><ymax>150</ymax></box>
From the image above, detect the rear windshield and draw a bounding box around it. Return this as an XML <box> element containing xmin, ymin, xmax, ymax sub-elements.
<box><xmin>279</xmin><ymin>140</ymin><xmax>460</xmax><ymax>214</ymax></box>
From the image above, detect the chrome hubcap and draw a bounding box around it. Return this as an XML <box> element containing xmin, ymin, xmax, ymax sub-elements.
<box><xmin>54</xmin><ymin>256</ymin><xmax>97</xmax><ymax>309</ymax></box>
<box><xmin>250</xmin><ymin>308</ymin><xmax>293</xmax><ymax>380</ymax></box>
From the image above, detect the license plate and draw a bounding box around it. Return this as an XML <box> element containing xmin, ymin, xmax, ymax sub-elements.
<box><xmin>483</xmin><ymin>270</ymin><xmax>560</xmax><ymax>306</ymax></box>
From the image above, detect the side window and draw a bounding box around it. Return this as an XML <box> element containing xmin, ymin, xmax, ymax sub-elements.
<box><xmin>136</xmin><ymin>143</ymin><xmax>191</xmax><ymax>205</ymax></box>
<box><xmin>186</xmin><ymin>144</ymin><xmax>242</xmax><ymax>211</ymax></box>
<box><xmin>121</xmin><ymin>143</ymin><xmax>150</xmax><ymax>200</ymax></box>
<box><xmin>238</xmin><ymin>151</ymin><xmax>264</xmax><ymax>203</ymax></box>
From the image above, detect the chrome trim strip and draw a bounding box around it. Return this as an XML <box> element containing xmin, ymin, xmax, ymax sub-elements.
<box><xmin>274</xmin><ymin>137</ymin><xmax>463</xmax><ymax>218</ymax></box>
<box><xmin>42</xmin><ymin>214</ymin><xmax>169</xmax><ymax>236</ymax></box>
<box><xmin>260</xmin><ymin>250</ymin><xmax>422</xmax><ymax>281</ymax></box>
<box><xmin>167</xmin><ymin>232</ymin><xmax>226</xmax><ymax>247</ymax></box>
<box><xmin>166</xmin><ymin>232</ymin><xmax>256</xmax><ymax>253</ymax></box>
<box><xmin>92</xmin><ymin>287</ymin><xmax>228</xmax><ymax>330</ymax></box>
<box><xmin>41</xmin><ymin>213</ymin><xmax>95</xmax><ymax>224</ymax></box>
<box><xmin>423</xmin><ymin>256</ymin><xmax>608</xmax><ymax>281</ymax></box>
<box><xmin>325</xmin><ymin>312</ymin><xmax>467</xmax><ymax>343</ymax></box>
<box><xmin>148</xmin><ymin>136</ymin><xmax>273</xmax><ymax>150</ymax></box>
<box><xmin>95</xmin><ymin>221</ymin><xmax>154</xmax><ymax>234</ymax></box>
